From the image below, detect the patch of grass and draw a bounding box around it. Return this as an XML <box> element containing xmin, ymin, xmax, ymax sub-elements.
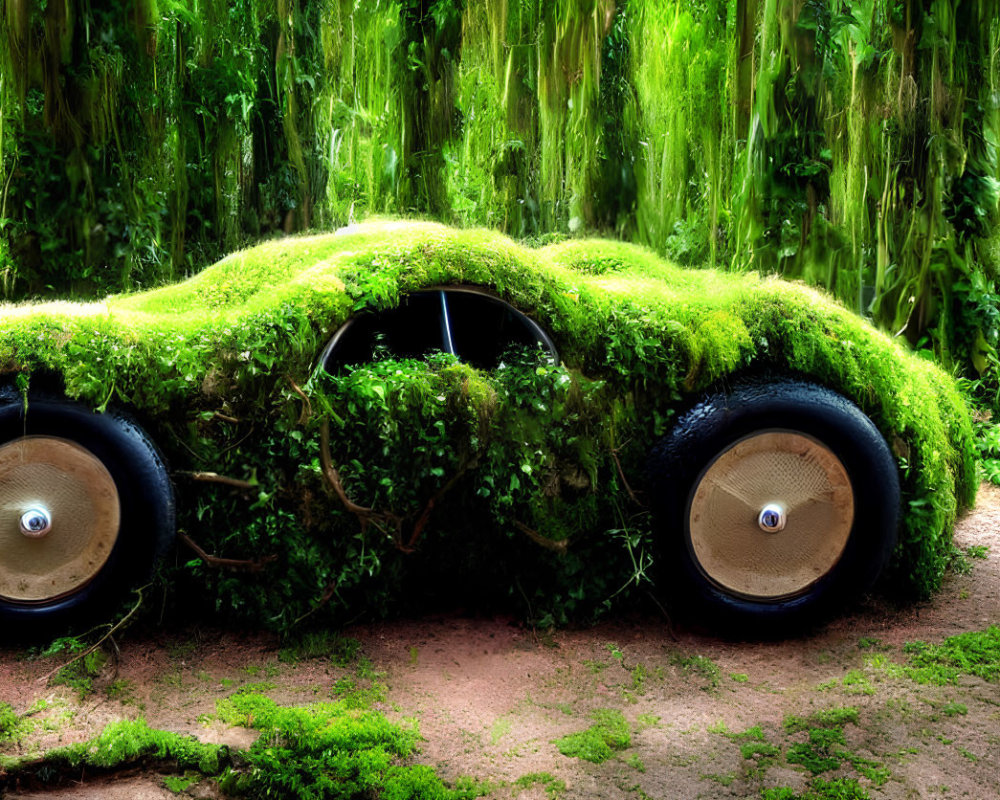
<box><xmin>840</xmin><ymin>753</ymin><xmax>890</xmax><ymax>786</ymax></box>
<box><xmin>624</xmin><ymin>753</ymin><xmax>645</xmax><ymax>772</ymax></box>
<box><xmin>671</xmin><ymin>653</ymin><xmax>721</xmax><ymax>690</ymax></box>
<box><xmin>163</xmin><ymin>774</ymin><xmax>199</xmax><ymax>793</ymax></box>
<box><xmin>628</xmin><ymin>663</ymin><xmax>649</xmax><ymax>695</ymax></box>
<box><xmin>554</xmin><ymin>709</ymin><xmax>631</xmax><ymax>763</ymax></box>
<box><xmin>216</xmin><ymin>693</ymin><xmax>485</xmax><ymax>799</ymax></box>
<box><xmin>948</xmin><ymin>544</ymin><xmax>990</xmax><ymax>575</ymax></box>
<box><xmin>841</xmin><ymin>670</ymin><xmax>875</xmax><ymax>695</ymax></box>
<box><xmin>787</xmin><ymin>727</ymin><xmax>846</xmax><ymax>774</ymax></box>
<box><xmin>814</xmin><ymin>707</ymin><xmax>860</xmax><ymax>729</ymax></box>
<box><xmin>784</xmin><ymin>707</ymin><xmax>857</xmax><ymax>734</ymax></box>
<box><xmin>51</xmin><ymin>649</ymin><xmax>108</xmax><ymax>698</ymax></box>
<box><xmin>105</xmin><ymin>680</ymin><xmax>135</xmax><ymax>703</ymax></box>
<box><xmin>958</xmin><ymin>746</ymin><xmax>978</xmax><ymax>762</ymax></box>
<box><xmin>0</xmin><ymin>703</ymin><xmax>27</xmax><ymax>743</ymax></box>
<box><xmin>330</xmin><ymin>676</ymin><xmax>387</xmax><ymax>708</ymax></box>
<box><xmin>278</xmin><ymin>632</ymin><xmax>361</xmax><ymax>665</ymax></box>
<box><xmin>730</xmin><ymin>672</ymin><xmax>749</xmax><ymax>683</ymax></box>
<box><xmin>635</xmin><ymin>714</ymin><xmax>659</xmax><ymax>730</ymax></box>
<box><xmin>242</xmin><ymin>663</ymin><xmax>280</xmax><ymax>679</ymax></box>
<box><xmin>763</xmin><ymin>777</ymin><xmax>871</xmax><ymax>800</ymax></box>
<box><xmin>2</xmin><ymin>718</ymin><xmax>223</xmax><ymax>780</ymax></box>
<box><xmin>701</xmin><ymin>772</ymin><xmax>736</xmax><ymax>786</ymax></box>
<box><xmin>237</xmin><ymin>681</ymin><xmax>277</xmax><ymax>695</ymax></box>
<box><xmin>942</xmin><ymin>702</ymin><xmax>968</xmax><ymax>716</ymax></box>
<box><xmin>514</xmin><ymin>772</ymin><xmax>565</xmax><ymax>798</ymax></box>
<box><xmin>904</xmin><ymin>626</ymin><xmax>1000</xmax><ymax>682</ymax></box>
<box><xmin>489</xmin><ymin>717</ymin><xmax>512</xmax><ymax>745</ymax></box>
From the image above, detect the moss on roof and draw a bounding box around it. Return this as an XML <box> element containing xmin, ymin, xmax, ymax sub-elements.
<box><xmin>0</xmin><ymin>220</ymin><xmax>977</xmax><ymax>621</ymax></box>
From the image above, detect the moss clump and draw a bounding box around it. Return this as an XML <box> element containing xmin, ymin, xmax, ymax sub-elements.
<box><xmin>0</xmin><ymin>718</ymin><xmax>223</xmax><ymax>779</ymax></box>
<box><xmin>215</xmin><ymin>693</ymin><xmax>481</xmax><ymax>800</ymax></box>
<box><xmin>0</xmin><ymin>220</ymin><xmax>977</xmax><ymax>626</ymax></box>
<box><xmin>554</xmin><ymin>708</ymin><xmax>631</xmax><ymax>763</ymax></box>
<box><xmin>903</xmin><ymin>626</ymin><xmax>1000</xmax><ymax>683</ymax></box>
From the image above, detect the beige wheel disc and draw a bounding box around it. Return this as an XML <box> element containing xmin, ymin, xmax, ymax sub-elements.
<box><xmin>688</xmin><ymin>431</ymin><xmax>854</xmax><ymax>600</ymax></box>
<box><xmin>0</xmin><ymin>436</ymin><xmax>120</xmax><ymax>602</ymax></box>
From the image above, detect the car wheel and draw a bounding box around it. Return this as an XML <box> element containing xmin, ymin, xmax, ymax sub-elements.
<box><xmin>649</xmin><ymin>378</ymin><xmax>899</xmax><ymax>634</ymax></box>
<box><xmin>0</xmin><ymin>387</ymin><xmax>175</xmax><ymax>631</ymax></box>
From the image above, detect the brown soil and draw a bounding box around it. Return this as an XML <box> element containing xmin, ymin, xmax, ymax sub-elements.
<box><xmin>2</xmin><ymin>485</ymin><xmax>999</xmax><ymax>799</ymax></box>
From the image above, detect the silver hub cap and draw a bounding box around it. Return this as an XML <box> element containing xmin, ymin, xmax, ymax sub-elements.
<box><xmin>19</xmin><ymin>507</ymin><xmax>52</xmax><ymax>538</ymax></box>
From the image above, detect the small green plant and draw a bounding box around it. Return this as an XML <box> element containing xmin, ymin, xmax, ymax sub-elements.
<box><xmin>624</xmin><ymin>753</ymin><xmax>645</xmax><ymax>772</ymax></box>
<box><xmin>702</xmin><ymin>772</ymin><xmax>736</xmax><ymax>786</ymax></box>
<box><xmin>958</xmin><ymin>746</ymin><xmax>978</xmax><ymax>762</ymax></box>
<box><xmin>942</xmin><ymin>702</ymin><xmax>968</xmax><ymax>716</ymax></box>
<box><xmin>635</xmin><ymin>714</ymin><xmax>660</xmax><ymax>730</ymax></box>
<box><xmin>51</xmin><ymin>649</ymin><xmax>109</xmax><ymax>698</ymax></box>
<box><xmin>671</xmin><ymin>653</ymin><xmax>722</xmax><ymax>690</ymax></box>
<box><xmin>786</xmin><ymin>727</ymin><xmax>846</xmax><ymax>774</ymax></box>
<box><xmin>278</xmin><ymin>632</ymin><xmax>361</xmax><ymax>665</ymax></box>
<box><xmin>489</xmin><ymin>718</ymin><xmax>512</xmax><ymax>745</ymax></box>
<box><xmin>514</xmin><ymin>772</ymin><xmax>566</xmax><ymax>798</ymax></box>
<box><xmin>840</xmin><ymin>670</ymin><xmax>875</xmax><ymax>696</ymax></box>
<box><xmin>763</xmin><ymin>777</ymin><xmax>871</xmax><ymax>800</ymax></box>
<box><xmin>554</xmin><ymin>709</ymin><xmax>631</xmax><ymax>763</ymax></box>
<box><xmin>163</xmin><ymin>774</ymin><xmax>199</xmax><ymax>793</ymax></box>
<box><xmin>0</xmin><ymin>703</ymin><xmax>23</xmax><ymax>743</ymax></box>
<box><xmin>730</xmin><ymin>672</ymin><xmax>749</xmax><ymax>683</ymax></box>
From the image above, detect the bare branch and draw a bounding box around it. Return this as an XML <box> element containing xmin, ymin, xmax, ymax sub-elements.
<box><xmin>178</xmin><ymin>532</ymin><xmax>277</xmax><ymax>572</ymax></box>
<box><xmin>288</xmin><ymin>377</ymin><xmax>313</xmax><ymax>425</ymax></box>
<box><xmin>175</xmin><ymin>471</ymin><xmax>255</xmax><ymax>490</ymax></box>
<box><xmin>319</xmin><ymin>419</ymin><xmax>373</xmax><ymax>514</ymax></box>
<box><xmin>513</xmin><ymin>520</ymin><xmax>569</xmax><ymax>553</ymax></box>
<box><xmin>38</xmin><ymin>587</ymin><xmax>147</xmax><ymax>685</ymax></box>
<box><xmin>610</xmin><ymin>449</ymin><xmax>645</xmax><ymax>507</ymax></box>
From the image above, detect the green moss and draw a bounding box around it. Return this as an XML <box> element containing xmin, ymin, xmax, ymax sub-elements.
<box><xmin>904</xmin><ymin>626</ymin><xmax>1000</xmax><ymax>683</ymax></box>
<box><xmin>215</xmin><ymin>693</ymin><xmax>483</xmax><ymax>800</ymax></box>
<box><xmin>763</xmin><ymin>778</ymin><xmax>871</xmax><ymax>800</ymax></box>
<box><xmin>0</xmin><ymin>220</ymin><xmax>977</xmax><ymax>625</ymax></box>
<box><xmin>554</xmin><ymin>708</ymin><xmax>631</xmax><ymax>763</ymax></box>
<box><xmin>3</xmin><ymin>719</ymin><xmax>224</xmax><ymax>777</ymax></box>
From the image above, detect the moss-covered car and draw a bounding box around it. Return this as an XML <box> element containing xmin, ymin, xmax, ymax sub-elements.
<box><xmin>0</xmin><ymin>221</ymin><xmax>977</xmax><ymax>633</ymax></box>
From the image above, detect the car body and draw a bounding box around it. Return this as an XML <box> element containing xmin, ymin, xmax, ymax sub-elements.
<box><xmin>0</xmin><ymin>220</ymin><xmax>977</xmax><ymax>632</ymax></box>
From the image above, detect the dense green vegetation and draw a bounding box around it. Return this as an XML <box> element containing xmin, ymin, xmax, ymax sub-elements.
<box><xmin>1</xmin><ymin>1</ymin><xmax>998</xmax><ymax>398</ymax></box>
<box><xmin>0</xmin><ymin>221</ymin><xmax>975</xmax><ymax>627</ymax></box>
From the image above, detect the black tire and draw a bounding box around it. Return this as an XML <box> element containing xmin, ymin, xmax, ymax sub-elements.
<box><xmin>0</xmin><ymin>387</ymin><xmax>174</xmax><ymax>631</ymax></box>
<box><xmin>648</xmin><ymin>378</ymin><xmax>899</xmax><ymax>634</ymax></box>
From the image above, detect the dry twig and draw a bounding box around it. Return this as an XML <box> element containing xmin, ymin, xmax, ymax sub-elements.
<box><xmin>175</xmin><ymin>471</ymin><xmax>255</xmax><ymax>490</ymax></box>
<box><xmin>178</xmin><ymin>532</ymin><xmax>277</xmax><ymax>572</ymax></box>
<box><xmin>610</xmin><ymin>449</ymin><xmax>645</xmax><ymax>507</ymax></box>
<box><xmin>38</xmin><ymin>587</ymin><xmax>147</xmax><ymax>685</ymax></box>
<box><xmin>288</xmin><ymin>377</ymin><xmax>313</xmax><ymax>425</ymax></box>
<box><xmin>513</xmin><ymin>520</ymin><xmax>569</xmax><ymax>553</ymax></box>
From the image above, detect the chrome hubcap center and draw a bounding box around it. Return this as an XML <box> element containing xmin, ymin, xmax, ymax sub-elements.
<box><xmin>758</xmin><ymin>503</ymin><xmax>786</xmax><ymax>533</ymax></box>
<box><xmin>19</xmin><ymin>507</ymin><xmax>52</xmax><ymax>539</ymax></box>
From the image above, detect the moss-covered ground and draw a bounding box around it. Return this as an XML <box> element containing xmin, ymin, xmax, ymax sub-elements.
<box><xmin>0</xmin><ymin>494</ymin><xmax>997</xmax><ymax>799</ymax></box>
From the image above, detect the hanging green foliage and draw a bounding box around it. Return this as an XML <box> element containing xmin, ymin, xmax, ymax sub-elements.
<box><xmin>1</xmin><ymin>0</ymin><xmax>999</xmax><ymax>398</ymax></box>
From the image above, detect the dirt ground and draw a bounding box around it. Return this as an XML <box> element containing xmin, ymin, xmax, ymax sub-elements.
<box><xmin>1</xmin><ymin>485</ymin><xmax>999</xmax><ymax>800</ymax></box>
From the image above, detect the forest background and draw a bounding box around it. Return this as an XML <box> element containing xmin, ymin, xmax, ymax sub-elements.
<box><xmin>1</xmin><ymin>0</ymin><xmax>999</xmax><ymax>406</ymax></box>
